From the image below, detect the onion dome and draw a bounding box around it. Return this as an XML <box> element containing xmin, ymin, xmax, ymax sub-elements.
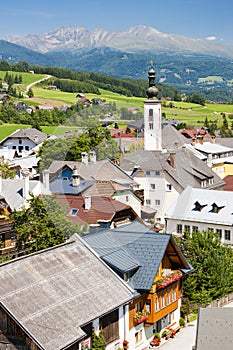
<box><xmin>146</xmin><ymin>62</ymin><xmax>159</xmax><ymax>99</ymax></box>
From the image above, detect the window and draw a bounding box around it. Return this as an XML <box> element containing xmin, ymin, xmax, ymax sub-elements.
<box><xmin>211</xmin><ymin>203</ymin><xmax>225</xmax><ymax>213</ymax></box>
<box><xmin>216</xmin><ymin>229</ymin><xmax>222</xmax><ymax>239</ymax></box>
<box><xmin>150</xmin><ymin>184</ymin><xmax>156</xmax><ymax>190</ymax></box>
<box><xmin>25</xmin><ymin>146</ymin><xmax>29</xmax><ymax>151</ymax></box>
<box><xmin>136</xmin><ymin>301</ymin><xmax>143</xmax><ymax>312</ymax></box>
<box><xmin>124</xmin><ymin>272</ymin><xmax>129</xmax><ymax>282</ymax></box>
<box><xmin>167</xmin><ymin>291</ymin><xmax>171</xmax><ymax>305</ymax></box>
<box><xmin>225</xmin><ymin>230</ymin><xmax>231</xmax><ymax>241</ymax></box>
<box><xmin>146</xmin><ymin>199</ymin><xmax>151</xmax><ymax>205</ymax></box>
<box><xmin>125</xmin><ymin>195</ymin><xmax>129</xmax><ymax>202</ymax></box>
<box><xmin>167</xmin><ymin>184</ymin><xmax>172</xmax><ymax>191</ymax></box>
<box><xmin>145</xmin><ymin>171</ymin><xmax>150</xmax><ymax>176</ymax></box>
<box><xmin>19</xmin><ymin>139</ymin><xmax>22</xmax><ymax>144</ymax></box>
<box><xmin>149</xmin><ymin>109</ymin><xmax>153</xmax><ymax>117</ymax></box>
<box><xmin>155</xmin><ymin>200</ymin><xmax>160</xmax><ymax>206</ymax></box>
<box><xmin>155</xmin><ymin>298</ymin><xmax>160</xmax><ymax>312</ymax></box>
<box><xmin>18</xmin><ymin>146</ymin><xmax>23</xmax><ymax>152</ymax></box>
<box><xmin>155</xmin><ymin>170</ymin><xmax>160</xmax><ymax>176</ymax></box>
<box><xmin>70</xmin><ymin>208</ymin><xmax>78</xmax><ymax>216</ymax></box>
<box><xmin>161</xmin><ymin>295</ymin><xmax>166</xmax><ymax>308</ymax></box>
<box><xmin>192</xmin><ymin>226</ymin><xmax>198</xmax><ymax>233</ymax></box>
<box><xmin>184</xmin><ymin>225</ymin><xmax>190</xmax><ymax>233</ymax></box>
<box><xmin>149</xmin><ymin>122</ymin><xmax>154</xmax><ymax>130</ymax></box>
<box><xmin>172</xmin><ymin>288</ymin><xmax>177</xmax><ymax>302</ymax></box>
<box><xmin>146</xmin><ymin>300</ymin><xmax>151</xmax><ymax>314</ymax></box>
<box><xmin>193</xmin><ymin>201</ymin><xmax>207</xmax><ymax>211</ymax></box>
<box><xmin>12</xmin><ymin>146</ymin><xmax>16</xmax><ymax>149</ymax></box>
<box><xmin>177</xmin><ymin>224</ymin><xmax>182</xmax><ymax>234</ymax></box>
<box><xmin>201</xmin><ymin>180</ymin><xmax>207</xmax><ymax>187</ymax></box>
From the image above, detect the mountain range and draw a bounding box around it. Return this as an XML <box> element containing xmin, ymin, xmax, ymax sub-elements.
<box><xmin>1</xmin><ymin>25</ymin><xmax>233</xmax><ymax>100</ymax></box>
<box><xmin>5</xmin><ymin>25</ymin><xmax>233</xmax><ymax>58</ymax></box>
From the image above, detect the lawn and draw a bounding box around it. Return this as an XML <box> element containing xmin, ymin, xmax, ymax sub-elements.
<box><xmin>0</xmin><ymin>71</ymin><xmax>47</xmax><ymax>85</ymax></box>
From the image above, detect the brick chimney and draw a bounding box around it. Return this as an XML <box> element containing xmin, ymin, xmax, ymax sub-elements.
<box><xmin>169</xmin><ymin>152</ymin><xmax>176</xmax><ymax>168</ymax></box>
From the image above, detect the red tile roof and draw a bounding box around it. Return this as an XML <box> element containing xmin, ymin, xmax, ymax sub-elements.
<box><xmin>54</xmin><ymin>195</ymin><xmax>132</xmax><ymax>225</ymax></box>
<box><xmin>223</xmin><ymin>175</ymin><xmax>233</xmax><ymax>191</ymax></box>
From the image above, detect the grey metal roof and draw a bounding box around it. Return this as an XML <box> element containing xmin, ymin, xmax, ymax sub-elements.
<box><xmin>0</xmin><ymin>236</ymin><xmax>133</xmax><ymax>350</ymax></box>
<box><xmin>50</xmin><ymin>178</ymin><xmax>94</xmax><ymax>195</ymax></box>
<box><xmin>195</xmin><ymin>308</ymin><xmax>233</xmax><ymax>350</ymax></box>
<box><xmin>165</xmin><ymin>185</ymin><xmax>233</xmax><ymax>225</ymax></box>
<box><xmin>162</xmin><ymin>124</ymin><xmax>189</xmax><ymax>150</ymax></box>
<box><xmin>83</xmin><ymin>220</ymin><xmax>191</xmax><ymax>291</ymax></box>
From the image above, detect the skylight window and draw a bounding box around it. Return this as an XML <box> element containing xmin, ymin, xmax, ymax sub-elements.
<box><xmin>70</xmin><ymin>208</ymin><xmax>79</xmax><ymax>216</ymax></box>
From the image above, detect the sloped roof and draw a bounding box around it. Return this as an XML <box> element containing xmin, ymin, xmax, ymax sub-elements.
<box><xmin>49</xmin><ymin>159</ymin><xmax>135</xmax><ymax>186</ymax></box>
<box><xmin>165</xmin><ymin>185</ymin><xmax>233</xmax><ymax>225</ymax></box>
<box><xmin>83</xmin><ymin>220</ymin><xmax>192</xmax><ymax>291</ymax></box>
<box><xmin>0</xmin><ymin>128</ymin><xmax>48</xmax><ymax>145</ymax></box>
<box><xmin>50</xmin><ymin>178</ymin><xmax>94</xmax><ymax>195</ymax></box>
<box><xmin>194</xmin><ymin>141</ymin><xmax>233</xmax><ymax>155</ymax></box>
<box><xmin>83</xmin><ymin>180</ymin><xmax>129</xmax><ymax>197</ymax></box>
<box><xmin>162</xmin><ymin>124</ymin><xmax>189</xmax><ymax>150</ymax></box>
<box><xmin>0</xmin><ymin>178</ymin><xmax>49</xmax><ymax>210</ymax></box>
<box><xmin>54</xmin><ymin>195</ymin><xmax>135</xmax><ymax>226</ymax></box>
<box><xmin>195</xmin><ymin>308</ymin><xmax>233</xmax><ymax>350</ymax></box>
<box><xmin>0</xmin><ymin>237</ymin><xmax>133</xmax><ymax>350</ymax></box>
<box><xmin>120</xmin><ymin>148</ymin><xmax>225</xmax><ymax>192</ymax></box>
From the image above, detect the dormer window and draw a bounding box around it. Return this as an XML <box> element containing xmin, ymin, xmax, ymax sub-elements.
<box><xmin>201</xmin><ymin>180</ymin><xmax>207</xmax><ymax>187</ymax></box>
<box><xmin>211</xmin><ymin>203</ymin><xmax>225</xmax><ymax>213</ymax></box>
<box><xmin>193</xmin><ymin>201</ymin><xmax>207</xmax><ymax>211</ymax></box>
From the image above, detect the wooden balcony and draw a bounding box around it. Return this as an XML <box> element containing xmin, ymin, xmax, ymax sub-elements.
<box><xmin>156</xmin><ymin>270</ymin><xmax>182</xmax><ymax>290</ymax></box>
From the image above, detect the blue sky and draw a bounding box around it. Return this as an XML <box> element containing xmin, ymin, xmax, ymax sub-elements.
<box><xmin>1</xmin><ymin>0</ymin><xmax>233</xmax><ymax>45</ymax></box>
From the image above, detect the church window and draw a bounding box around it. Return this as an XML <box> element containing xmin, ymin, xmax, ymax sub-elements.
<box><xmin>149</xmin><ymin>122</ymin><xmax>154</xmax><ymax>129</ymax></box>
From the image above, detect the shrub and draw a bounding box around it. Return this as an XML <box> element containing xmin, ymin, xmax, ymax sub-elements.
<box><xmin>179</xmin><ymin>317</ymin><xmax>185</xmax><ymax>327</ymax></box>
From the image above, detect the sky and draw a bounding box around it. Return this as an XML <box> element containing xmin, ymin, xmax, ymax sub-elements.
<box><xmin>1</xmin><ymin>0</ymin><xmax>233</xmax><ymax>45</ymax></box>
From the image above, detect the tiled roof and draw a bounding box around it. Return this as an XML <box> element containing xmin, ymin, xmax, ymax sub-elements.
<box><xmin>0</xmin><ymin>128</ymin><xmax>48</xmax><ymax>145</ymax></box>
<box><xmin>0</xmin><ymin>237</ymin><xmax>133</xmax><ymax>350</ymax></box>
<box><xmin>54</xmin><ymin>195</ymin><xmax>134</xmax><ymax>225</ymax></box>
<box><xmin>120</xmin><ymin>147</ymin><xmax>225</xmax><ymax>192</ymax></box>
<box><xmin>83</xmin><ymin>220</ymin><xmax>192</xmax><ymax>291</ymax></box>
<box><xmin>49</xmin><ymin>159</ymin><xmax>135</xmax><ymax>182</ymax></box>
<box><xmin>223</xmin><ymin>175</ymin><xmax>233</xmax><ymax>191</ymax></box>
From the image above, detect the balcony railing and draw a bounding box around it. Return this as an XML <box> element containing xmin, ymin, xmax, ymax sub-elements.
<box><xmin>156</xmin><ymin>270</ymin><xmax>182</xmax><ymax>290</ymax></box>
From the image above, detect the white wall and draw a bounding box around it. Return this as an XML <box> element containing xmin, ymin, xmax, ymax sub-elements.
<box><xmin>113</xmin><ymin>192</ymin><xmax>141</xmax><ymax>217</ymax></box>
<box><xmin>166</xmin><ymin>218</ymin><xmax>233</xmax><ymax>245</ymax></box>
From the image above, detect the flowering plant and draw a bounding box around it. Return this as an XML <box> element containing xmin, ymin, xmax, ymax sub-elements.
<box><xmin>156</xmin><ymin>270</ymin><xmax>182</xmax><ymax>290</ymax></box>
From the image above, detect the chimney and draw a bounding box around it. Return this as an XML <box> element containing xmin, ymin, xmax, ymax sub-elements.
<box><xmin>182</xmin><ymin>145</ymin><xmax>186</xmax><ymax>152</ymax></box>
<box><xmin>169</xmin><ymin>152</ymin><xmax>176</xmax><ymax>168</ymax></box>
<box><xmin>207</xmin><ymin>153</ymin><xmax>213</xmax><ymax>167</ymax></box>
<box><xmin>81</xmin><ymin>152</ymin><xmax>88</xmax><ymax>164</ymax></box>
<box><xmin>192</xmin><ymin>138</ymin><xmax>196</xmax><ymax>146</ymax></box>
<box><xmin>89</xmin><ymin>151</ymin><xmax>96</xmax><ymax>163</ymax></box>
<box><xmin>0</xmin><ymin>171</ymin><xmax>2</xmax><ymax>193</ymax></box>
<box><xmin>84</xmin><ymin>195</ymin><xmax>91</xmax><ymax>210</ymax></box>
<box><xmin>42</xmin><ymin>169</ymin><xmax>50</xmax><ymax>193</ymax></box>
<box><xmin>72</xmin><ymin>165</ymin><xmax>80</xmax><ymax>187</ymax></box>
<box><xmin>211</xmin><ymin>136</ymin><xmax>216</xmax><ymax>144</ymax></box>
<box><xmin>22</xmin><ymin>169</ymin><xmax>30</xmax><ymax>200</ymax></box>
<box><xmin>174</xmin><ymin>142</ymin><xmax>179</xmax><ymax>149</ymax></box>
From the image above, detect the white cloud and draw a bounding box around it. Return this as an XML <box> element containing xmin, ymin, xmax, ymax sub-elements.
<box><xmin>205</xmin><ymin>36</ymin><xmax>217</xmax><ymax>41</ymax></box>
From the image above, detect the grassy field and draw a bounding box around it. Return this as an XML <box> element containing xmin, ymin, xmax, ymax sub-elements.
<box><xmin>1</xmin><ymin>75</ymin><xmax>233</xmax><ymax>141</ymax></box>
<box><xmin>0</xmin><ymin>71</ymin><xmax>48</xmax><ymax>85</ymax></box>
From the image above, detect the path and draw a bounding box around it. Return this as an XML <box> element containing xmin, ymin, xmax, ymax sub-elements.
<box><xmin>23</xmin><ymin>74</ymin><xmax>51</xmax><ymax>96</ymax></box>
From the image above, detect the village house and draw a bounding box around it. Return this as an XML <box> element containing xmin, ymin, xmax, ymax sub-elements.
<box><xmin>83</xmin><ymin>219</ymin><xmax>193</xmax><ymax>349</ymax></box>
<box><xmin>0</xmin><ymin>235</ymin><xmax>134</xmax><ymax>350</ymax></box>
<box><xmin>0</xmin><ymin>128</ymin><xmax>49</xmax><ymax>157</ymax></box>
<box><xmin>165</xmin><ymin>185</ymin><xmax>233</xmax><ymax>246</ymax></box>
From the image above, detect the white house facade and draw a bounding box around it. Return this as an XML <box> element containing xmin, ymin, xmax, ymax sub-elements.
<box><xmin>165</xmin><ymin>185</ymin><xmax>233</xmax><ymax>246</ymax></box>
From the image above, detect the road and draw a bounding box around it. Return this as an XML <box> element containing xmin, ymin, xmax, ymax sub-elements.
<box><xmin>158</xmin><ymin>321</ymin><xmax>197</xmax><ymax>350</ymax></box>
<box><xmin>23</xmin><ymin>74</ymin><xmax>51</xmax><ymax>96</ymax></box>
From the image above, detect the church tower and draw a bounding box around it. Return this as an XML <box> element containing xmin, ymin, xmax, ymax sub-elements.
<box><xmin>144</xmin><ymin>63</ymin><xmax>162</xmax><ymax>151</ymax></box>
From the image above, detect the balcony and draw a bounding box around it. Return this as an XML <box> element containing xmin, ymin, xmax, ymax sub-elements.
<box><xmin>133</xmin><ymin>310</ymin><xmax>149</xmax><ymax>325</ymax></box>
<box><xmin>156</xmin><ymin>270</ymin><xmax>182</xmax><ymax>290</ymax></box>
